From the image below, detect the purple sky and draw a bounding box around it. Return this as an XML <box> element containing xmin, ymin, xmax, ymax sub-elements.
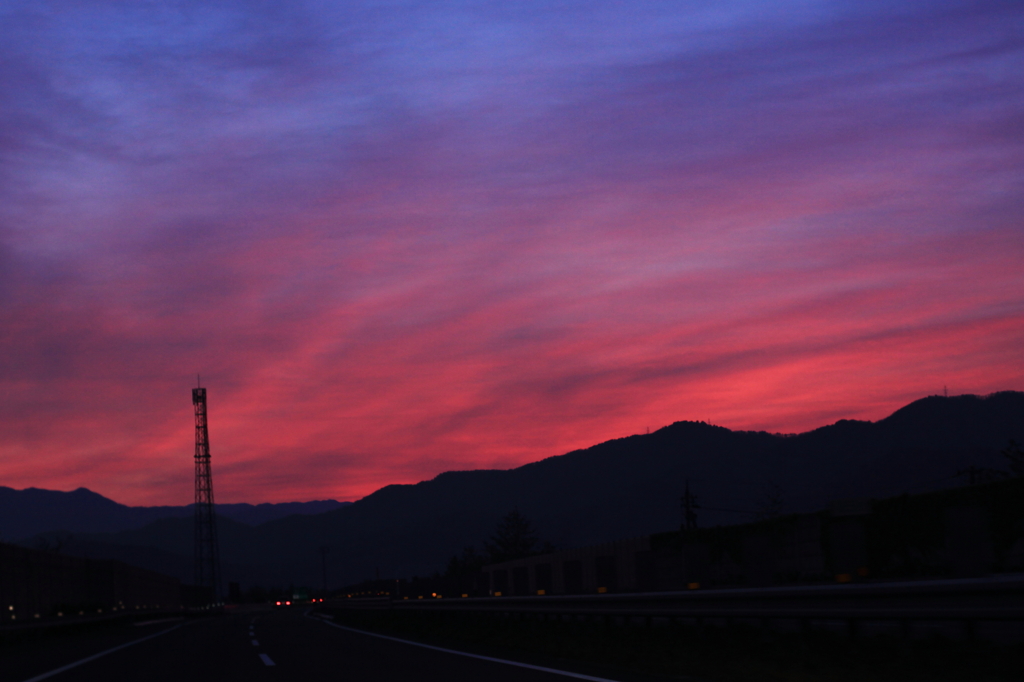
<box><xmin>1</xmin><ymin>0</ymin><xmax>1022</xmax><ymax>506</ymax></box>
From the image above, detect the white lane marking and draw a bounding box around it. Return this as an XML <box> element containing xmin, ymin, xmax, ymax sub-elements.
<box><xmin>259</xmin><ymin>653</ymin><xmax>275</xmax><ymax>666</ymax></box>
<box><xmin>251</xmin><ymin>639</ymin><xmax>259</xmax><ymax>646</ymax></box>
<box><xmin>19</xmin><ymin>622</ymin><xmax>187</xmax><ymax>682</ymax></box>
<box><xmin>307</xmin><ymin>615</ymin><xmax>621</xmax><ymax>682</ymax></box>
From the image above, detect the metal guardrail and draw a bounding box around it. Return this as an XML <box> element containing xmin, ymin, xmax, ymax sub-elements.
<box><xmin>329</xmin><ymin>574</ymin><xmax>1024</xmax><ymax>636</ymax></box>
<box><xmin>0</xmin><ymin>608</ymin><xmax>191</xmax><ymax>644</ymax></box>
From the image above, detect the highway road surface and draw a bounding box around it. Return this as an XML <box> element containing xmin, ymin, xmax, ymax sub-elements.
<box><xmin>4</xmin><ymin>608</ymin><xmax>675</xmax><ymax>682</ymax></box>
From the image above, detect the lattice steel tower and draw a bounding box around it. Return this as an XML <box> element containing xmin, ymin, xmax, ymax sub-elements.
<box><xmin>193</xmin><ymin>382</ymin><xmax>222</xmax><ymax>603</ymax></box>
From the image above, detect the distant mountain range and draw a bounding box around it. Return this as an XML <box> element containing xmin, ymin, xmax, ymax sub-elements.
<box><xmin>13</xmin><ymin>392</ymin><xmax>1024</xmax><ymax>590</ymax></box>
<box><xmin>0</xmin><ymin>486</ymin><xmax>348</xmax><ymax>541</ymax></box>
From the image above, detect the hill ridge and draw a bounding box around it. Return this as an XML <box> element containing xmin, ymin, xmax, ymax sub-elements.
<box><xmin>13</xmin><ymin>391</ymin><xmax>1024</xmax><ymax>588</ymax></box>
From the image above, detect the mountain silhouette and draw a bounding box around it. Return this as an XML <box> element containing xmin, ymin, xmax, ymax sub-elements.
<box><xmin>15</xmin><ymin>392</ymin><xmax>1024</xmax><ymax>589</ymax></box>
<box><xmin>0</xmin><ymin>486</ymin><xmax>347</xmax><ymax>542</ymax></box>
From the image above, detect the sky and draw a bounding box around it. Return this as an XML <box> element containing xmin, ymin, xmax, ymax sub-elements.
<box><xmin>1</xmin><ymin>0</ymin><xmax>1022</xmax><ymax>506</ymax></box>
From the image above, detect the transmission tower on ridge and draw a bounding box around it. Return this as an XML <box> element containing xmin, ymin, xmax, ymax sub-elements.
<box><xmin>680</xmin><ymin>479</ymin><xmax>700</xmax><ymax>531</ymax></box>
<box><xmin>193</xmin><ymin>380</ymin><xmax>222</xmax><ymax>604</ymax></box>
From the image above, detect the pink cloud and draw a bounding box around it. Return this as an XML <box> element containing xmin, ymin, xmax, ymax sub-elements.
<box><xmin>0</xmin><ymin>0</ymin><xmax>1021</xmax><ymax>505</ymax></box>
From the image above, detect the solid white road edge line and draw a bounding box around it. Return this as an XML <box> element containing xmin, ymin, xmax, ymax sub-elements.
<box><xmin>134</xmin><ymin>617</ymin><xmax>185</xmax><ymax>627</ymax></box>
<box><xmin>259</xmin><ymin>653</ymin><xmax>275</xmax><ymax>666</ymax></box>
<box><xmin>19</xmin><ymin>622</ymin><xmax>187</xmax><ymax>682</ymax></box>
<box><xmin>306</xmin><ymin>615</ymin><xmax>622</xmax><ymax>682</ymax></box>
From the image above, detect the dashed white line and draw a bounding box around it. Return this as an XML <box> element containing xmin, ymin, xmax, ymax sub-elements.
<box><xmin>251</xmin><ymin>639</ymin><xmax>259</xmax><ymax>646</ymax></box>
<box><xmin>259</xmin><ymin>653</ymin><xmax>275</xmax><ymax>666</ymax></box>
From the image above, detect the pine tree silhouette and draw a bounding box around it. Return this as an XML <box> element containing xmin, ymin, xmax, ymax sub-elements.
<box><xmin>484</xmin><ymin>510</ymin><xmax>550</xmax><ymax>563</ymax></box>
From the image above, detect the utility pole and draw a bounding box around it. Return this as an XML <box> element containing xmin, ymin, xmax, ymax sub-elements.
<box><xmin>680</xmin><ymin>479</ymin><xmax>700</xmax><ymax>531</ymax></box>
<box><xmin>193</xmin><ymin>380</ymin><xmax>222</xmax><ymax>604</ymax></box>
<box><xmin>320</xmin><ymin>546</ymin><xmax>329</xmax><ymax>594</ymax></box>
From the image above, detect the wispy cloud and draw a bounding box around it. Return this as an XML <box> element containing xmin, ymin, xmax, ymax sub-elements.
<box><xmin>0</xmin><ymin>0</ymin><xmax>1021</xmax><ymax>504</ymax></box>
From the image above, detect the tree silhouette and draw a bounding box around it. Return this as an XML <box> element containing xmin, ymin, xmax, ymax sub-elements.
<box><xmin>444</xmin><ymin>545</ymin><xmax>485</xmax><ymax>579</ymax></box>
<box><xmin>1003</xmin><ymin>440</ymin><xmax>1024</xmax><ymax>477</ymax></box>
<box><xmin>484</xmin><ymin>510</ymin><xmax>550</xmax><ymax>563</ymax></box>
<box><xmin>955</xmin><ymin>440</ymin><xmax>1023</xmax><ymax>485</ymax></box>
<box><xmin>956</xmin><ymin>464</ymin><xmax>1006</xmax><ymax>485</ymax></box>
<box><xmin>755</xmin><ymin>482</ymin><xmax>785</xmax><ymax>521</ymax></box>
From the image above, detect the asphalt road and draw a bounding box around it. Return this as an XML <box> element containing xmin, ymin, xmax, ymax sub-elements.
<box><xmin>3</xmin><ymin>608</ymin><xmax>673</xmax><ymax>682</ymax></box>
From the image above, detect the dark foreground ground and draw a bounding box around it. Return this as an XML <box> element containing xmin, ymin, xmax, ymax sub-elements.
<box><xmin>4</xmin><ymin>604</ymin><xmax>1024</xmax><ymax>682</ymax></box>
<box><xmin>321</xmin><ymin>605</ymin><xmax>1024</xmax><ymax>682</ymax></box>
<box><xmin>1</xmin><ymin>606</ymin><xmax>675</xmax><ymax>682</ymax></box>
